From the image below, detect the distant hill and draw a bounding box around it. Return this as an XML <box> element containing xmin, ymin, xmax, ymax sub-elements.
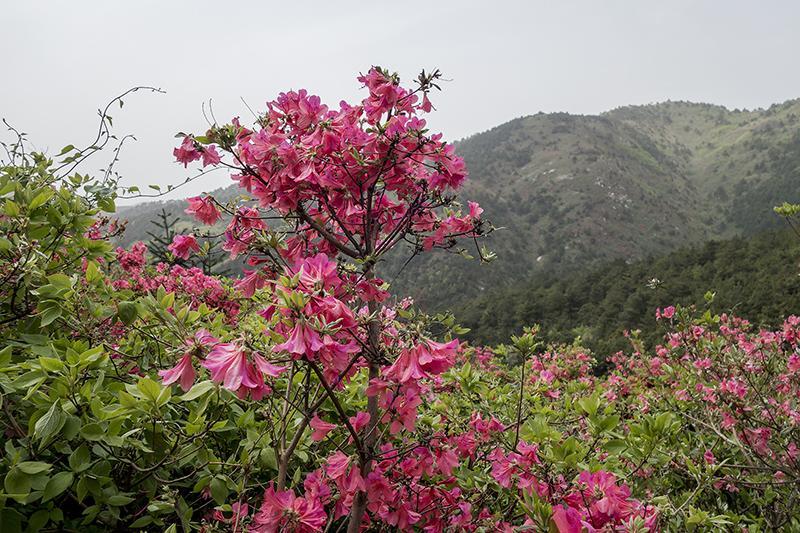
<box><xmin>116</xmin><ymin>99</ymin><xmax>800</xmax><ymax>310</ymax></box>
<box><xmin>457</xmin><ymin>227</ymin><xmax>800</xmax><ymax>358</ymax></box>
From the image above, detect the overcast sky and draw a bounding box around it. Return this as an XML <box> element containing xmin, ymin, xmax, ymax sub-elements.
<box><xmin>2</xmin><ymin>1</ymin><xmax>799</xmax><ymax>203</ymax></box>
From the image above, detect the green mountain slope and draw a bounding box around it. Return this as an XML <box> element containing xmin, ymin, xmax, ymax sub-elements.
<box><xmin>458</xmin><ymin>227</ymin><xmax>800</xmax><ymax>357</ymax></box>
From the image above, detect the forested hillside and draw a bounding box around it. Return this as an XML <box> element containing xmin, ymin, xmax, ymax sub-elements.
<box><xmin>459</xmin><ymin>227</ymin><xmax>800</xmax><ymax>357</ymax></box>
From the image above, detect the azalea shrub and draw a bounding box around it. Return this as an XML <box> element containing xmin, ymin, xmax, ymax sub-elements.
<box><xmin>1</xmin><ymin>69</ymin><xmax>800</xmax><ymax>533</ymax></box>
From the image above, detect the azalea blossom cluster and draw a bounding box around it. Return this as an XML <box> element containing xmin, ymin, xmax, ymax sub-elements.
<box><xmin>153</xmin><ymin>249</ymin><xmax>480</xmax><ymax>528</ymax></box>
<box><xmin>174</xmin><ymin>66</ymin><xmax>486</xmax><ymax>267</ymax></box>
<box><xmin>591</xmin><ymin>310</ymin><xmax>800</xmax><ymax>524</ymax></box>
<box><xmin>645</xmin><ymin>312</ymin><xmax>800</xmax><ymax>480</ymax></box>
<box><xmin>113</xmin><ymin>241</ymin><xmax>239</xmax><ymax>318</ymax></box>
<box><xmin>551</xmin><ymin>470</ymin><xmax>658</xmax><ymax>532</ymax></box>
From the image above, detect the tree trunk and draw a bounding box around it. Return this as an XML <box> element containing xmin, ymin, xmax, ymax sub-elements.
<box><xmin>347</xmin><ymin>268</ymin><xmax>381</xmax><ymax>533</ymax></box>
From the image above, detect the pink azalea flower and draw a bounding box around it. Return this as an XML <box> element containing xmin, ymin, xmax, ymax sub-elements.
<box><xmin>488</xmin><ymin>449</ymin><xmax>517</xmax><ymax>488</ymax></box>
<box><xmin>384</xmin><ymin>346</ymin><xmax>427</xmax><ymax>383</ymax></box>
<box><xmin>158</xmin><ymin>353</ymin><xmax>196</xmax><ymax>392</ymax></box>
<box><xmin>719</xmin><ymin>378</ymin><xmax>748</xmax><ymax>399</ymax></box>
<box><xmin>704</xmin><ymin>449</ymin><xmax>716</xmax><ymax>464</ymax></box>
<box><xmin>349</xmin><ymin>411</ymin><xmax>370</xmax><ymax>433</ymax></box>
<box><xmin>436</xmin><ymin>448</ymin><xmax>460</xmax><ymax>477</ymax></box>
<box><xmin>116</xmin><ymin>241</ymin><xmax>148</xmax><ymax>272</ymax></box>
<box><xmin>250</xmin><ymin>485</ymin><xmax>326</xmax><ymax>533</ymax></box>
<box><xmin>292</xmin><ymin>253</ymin><xmax>341</xmax><ymax>292</ymax></box>
<box><xmin>185</xmin><ymin>195</ymin><xmax>221</xmax><ymax>225</ymax></box>
<box><xmin>721</xmin><ymin>412</ymin><xmax>737</xmax><ymax>429</ymax></box>
<box><xmin>173</xmin><ymin>136</ymin><xmax>201</xmax><ymax>167</ymax></box>
<box><xmin>193</xmin><ymin>328</ymin><xmax>219</xmax><ymax>346</ymax></box>
<box><xmin>693</xmin><ymin>357</ymin><xmax>712</xmax><ymax>370</ymax></box>
<box><xmin>742</xmin><ymin>427</ymin><xmax>772</xmax><ymax>456</ymax></box>
<box><xmin>234</xmin><ymin>269</ymin><xmax>268</xmax><ymax>298</ymax></box>
<box><xmin>252</xmin><ymin>353</ymin><xmax>286</xmax><ymax>377</ymax></box>
<box><xmin>201</xmin><ymin>145</ymin><xmax>221</xmax><ymax>167</ymax></box>
<box><xmin>168</xmin><ymin>234</ymin><xmax>200</xmax><ymax>260</ymax></box>
<box><xmin>788</xmin><ymin>354</ymin><xmax>800</xmax><ymax>373</ymax></box>
<box><xmin>385</xmin><ymin>339</ymin><xmax>459</xmax><ymax>383</ymax></box>
<box><xmin>202</xmin><ymin>342</ymin><xmax>260</xmax><ymax>392</ymax></box>
<box><xmin>551</xmin><ymin>505</ymin><xmax>582</xmax><ymax>533</ymax></box>
<box><xmin>310</xmin><ymin>415</ymin><xmax>336</xmax><ymax>441</ymax></box>
<box><xmin>325</xmin><ymin>451</ymin><xmax>350</xmax><ymax>480</ymax></box>
<box><xmin>420</xmin><ymin>93</ymin><xmax>433</xmax><ymax>113</ymax></box>
<box><xmin>212</xmin><ymin>501</ymin><xmax>249</xmax><ymax>526</ymax></box>
<box><xmin>468</xmin><ymin>201</ymin><xmax>483</xmax><ymax>219</ymax></box>
<box><xmin>274</xmin><ymin>321</ymin><xmax>325</xmax><ymax>358</ymax></box>
<box><xmin>565</xmin><ymin>470</ymin><xmax>634</xmax><ymax>527</ymax></box>
<box><xmin>303</xmin><ymin>470</ymin><xmax>332</xmax><ymax>504</ymax></box>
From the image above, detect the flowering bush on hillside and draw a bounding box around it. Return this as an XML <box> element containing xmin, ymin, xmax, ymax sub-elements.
<box><xmin>1</xmin><ymin>72</ymin><xmax>799</xmax><ymax>532</ymax></box>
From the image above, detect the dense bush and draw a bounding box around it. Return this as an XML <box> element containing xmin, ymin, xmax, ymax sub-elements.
<box><xmin>1</xmin><ymin>71</ymin><xmax>799</xmax><ymax>532</ymax></box>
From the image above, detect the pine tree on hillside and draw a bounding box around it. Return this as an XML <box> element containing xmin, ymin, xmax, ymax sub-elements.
<box><xmin>196</xmin><ymin>237</ymin><xmax>227</xmax><ymax>276</ymax></box>
<box><xmin>145</xmin><ymin>208</ymin><xmax>180</xmax><ymax>265</ymax></box>
<box><xmin>144</xmin><ymin>208</ymin><xmax>227</xmax><ymax>274</ymax></box>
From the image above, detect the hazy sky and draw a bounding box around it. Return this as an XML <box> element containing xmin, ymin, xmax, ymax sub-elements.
<box><xmin>2</xmin><ymin>1</ymin><xmax>799</xmax><ymax>203</ymax></box>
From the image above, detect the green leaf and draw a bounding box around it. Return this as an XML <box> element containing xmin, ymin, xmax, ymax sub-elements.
<box><xmin>178</xmin><ymin>380</ymin><xmax>215</xmax><ymax>402</ymax></box>
<box><xmin>39</xmin><ymin>306</ymin><xmax>62</xmax><ymax>327</ymax></box>
<box><xmin>42</xmin><ymin>471</ymin><xmax>73</xmax><ymax>503</ymax></box>
<box><xmin>129</xmin><ymin>516</ymin><xmax>154</xmax><ymax>528</ymax></box>
<box><xmin>107</xmin><ymin>494</ymin><xmax>135</xmax><ymax>506</ymax></box>
<box><xmin>604</xmin><ymin>439</ymin><xmax>628</xmax><ymax>454</ymax></box>
<box><xmin>63</xmin><ymin>415</ymin><xmax>81</xmax><ymax>440</ymax></box>
<box><xmin>16</xmin><ymin>461</ymin><xmax>52</xmax><ymax>475</ymax></box>
<box><xmin>0</xmin><ymin>509</ymin><xmax>23</xmax><ymax>533</ymax></box>
<box><xmin>38</xmin><ymin>356</ymin><xmax>64</xmax><ymax>372</ymax></box>
<box><xmin>98</xmin><ymin>196</ymin><xmax>116</xmax><ymax>213</ymax></box>
<box><xmin>47</xmin><ymin>273</ymin><xmax>74</xmax><ymax>289</ymax></box>
<box><xmin>4</xmin><ymin>199</ymin><xmax>20</xmax><ymax>216</ymax></box>
<box><xmin>75</xmin><ymin>477</ymin><xmax>89</xmax><ymax>503</ymax></box>
<box><xmin>10</xmin><ymin>369</ymin><xmax>46</xmax><ymax>390</ymax></box>
<box><xmin>69</xmin><ymin>445</ymin><xmax>92</xmax><ymax>472</ymax></box>
<box><xmin>79</xmin><ymin>346</ymin><xmax>105</xmax><ymax>366</ymax></box>
<box><xmin>117</xmin><ymin>301</ymin><xmax>138</xmax><ymax>325</ymax></box>
<box><xmin>29</xmin><ymin>189</ymin><xmax>54</xmax><ymax>210</ymax></box>
<box><xmin>598</xmin><ymin>414</ymin><xmax>620</xmax><ymax>432</ymax></box>
<box><xmin>209</xmin><ymin>477</ymin><xmax>227</xmax><ymax>505</ymax></box>
<box><xmin>160</xmin><ymin>291</ymin><xmax>175</xmax><ymax>309</ymax></box>
<box><xmin>85</xmin><ymin>260</ymin><xmax>102</xmax><ymax>282</ymax></box>
<box><xmin>136</xmin><ymin>376</ymin><xmax>162</xmax><ymax>402</ymax></box>
<box><xmin>4</xmin><ymin>468</ymin><xmax>32</xmax><ymax>499</ymax></box>
<box><xmin>577</xmin><ymin>394</ymin><xmax>600</xmax><ymax>416</ymax></box>
<box><xmin>50</xmin><ymin>507</ymin><xmax>64</xmax><ymax>522</ymax></box>
<box><xmin>80</xmin><ymin>423</ymin><xmax>105</xmax><ymax>441</ymax></box>
<box><xmin>156</xmin><ymin>386</ymin><xmax>172</xmax><ymax>407</ymax></box>
<box><xmin>0</xmin><ymin>345</ymin><xmax>11</xmax><ymax>366</ymax></box>
<box><xmin>34</xmin><ymin>402</ymin><xmax>66</xmax><ymax>447</ymax></box>
<box><xmin>28</xmin><ymin>509</ymin><xmax>50</xmax><ymax>531</ymax></box>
